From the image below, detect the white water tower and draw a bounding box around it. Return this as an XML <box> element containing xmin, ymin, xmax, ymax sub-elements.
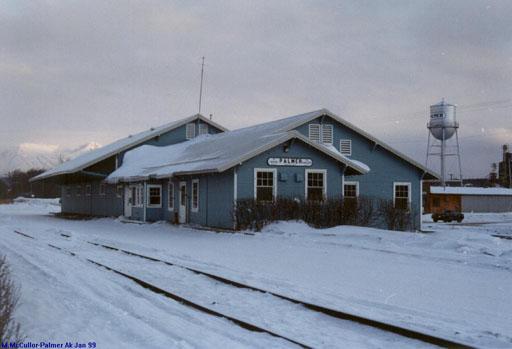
<box><xmin>425</xmin><ymin>99</ymin><xmax>463</xmax><ymax>186</ymax></box>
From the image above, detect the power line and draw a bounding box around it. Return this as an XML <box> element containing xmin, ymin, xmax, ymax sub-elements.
<box><xmin>388</xmin><ymin>129</ymin><xmax>511</xmax><ymax>144</ymax></box>
<box><xmin>359</xmin><ymin>98</ymin><xmax>512</xmax><ymax>125</ymax></box>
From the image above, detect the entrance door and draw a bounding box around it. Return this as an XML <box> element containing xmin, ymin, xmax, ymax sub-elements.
<box><xmin>179</xmin><ymin>181</ymin><xmax>187</xmax><ymax>224</ymax></box>
<box><xmin>124</xmin><ymin>185</ymin><xmax>132</xmax><ymax>217</ymax></box>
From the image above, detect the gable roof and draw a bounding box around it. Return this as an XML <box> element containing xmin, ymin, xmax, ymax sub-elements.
<box><xmin>238</xmin><ymin>108</ymin><xmax>439</xmax><ymax>180</ymax></box>
<box><xmin>106</xmin><ymin>125</ymin><xmax>369</xmax><ymax>183</ymax></box>
<box><xmin>31</xmin><ymin>114</ymin><xmax>227</xmax><ymax>182</ymax></box>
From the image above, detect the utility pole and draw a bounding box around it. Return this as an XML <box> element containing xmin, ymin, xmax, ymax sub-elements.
<box><xmin>198</xmin><ymin>56</ymin><xmax>205</xmax><ymax>114</ymax></box>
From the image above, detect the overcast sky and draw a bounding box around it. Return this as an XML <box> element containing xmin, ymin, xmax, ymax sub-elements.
<box><xmin>1</xmin><ymin>0</ymin><xmax>511</xmax><ymax>177</ymax></box>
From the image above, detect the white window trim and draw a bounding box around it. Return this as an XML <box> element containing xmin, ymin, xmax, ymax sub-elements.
<box><xmin>322</xmin><ymin>124</ymin><xmax>333</xmax><ymax>145</ymax></box>
<box><xmin>340</xmin><ymin>139</ymin><xmax>352</xmax><ymax>156</ymax></box>
<box><xmin>344</xmin><ymin>181</ymin><xmax>359</xmax><ymax>197</ymax></box>
<box><xmin>253</xmin><ymin>168</ymin><xmax>277</xmax><ymax>200</ymax></box>
<box><xmin>168</xmin><ymin>182</ymin><xmax>175</xmax><ymax>211</ymax></box>
<box><xmin>186</xmin><ymin>123</ymin><xmax>196</xmax><ymax>139</ymax></box>
<box><xmin>308</xmin><ymin>124</ymin><xmax>321</xmax><ymax>142</ymax></box>
<box><xmin>99</xmin><ymin>183</ymin><xmax>106</xmax><ymax>196</ymax></box>
<box><xmin>393</xmin><ymin>182</ymin><xmax>411</xmax><ymax>208</ymax></box>
<box><xmin>305</xmin><ymin>169</ymin><xmax>327</xmax><ymax>200</ymax></box>
<box><xmin>147</xmin><ymin>184</ymin><xmax>162</xmax><ymax>208</ymax></box>
<box><xmin>191</xmin><ymin>179</ymin><xmax>199</xmax><ymax>212</ymax></box>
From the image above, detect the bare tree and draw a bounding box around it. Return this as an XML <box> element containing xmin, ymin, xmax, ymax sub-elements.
<box><xmin>0</xmin><ymin>255</ymin><xmax>23</xmax><ymax>343</ymax></box>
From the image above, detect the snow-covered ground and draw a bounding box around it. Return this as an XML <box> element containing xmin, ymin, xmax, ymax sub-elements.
<box><xmin>1</xmin><ymin>199</ymin><xmax>511</xmax><ymax>348</ymax></box>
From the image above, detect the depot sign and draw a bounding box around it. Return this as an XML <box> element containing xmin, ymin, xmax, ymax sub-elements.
<box><xmin>267</xmin><ymin>157</ymin><xmax>312</xmax><ymax>167</ymax></box>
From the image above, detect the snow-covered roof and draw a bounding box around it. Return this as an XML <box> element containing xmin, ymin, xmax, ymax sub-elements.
<box><xmin>31</xmin><ymin>114</ymin><xmax>227</xmax><ymax>182</ymax></box>
<box><xmin>430</xmin><ymin>186</ymin><xmax>512</xmax><ymax>196</ymax></box>
<box><xmin>239</xmin><ymin>109</ymin><xmax>439</xmax><ymax>180</ymax></box>
<box><xmin>106</xmin><ymin>127</ymin><xmax>369</xmax><ymax>183</ymax></box>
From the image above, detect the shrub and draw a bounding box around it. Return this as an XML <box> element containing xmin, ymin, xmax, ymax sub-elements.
<box><xmin>233</xmin><ymin>196</ymin><xmax>379</xmax><ymax>231</ymax></box>
<box><xmin>0</xmin><ymin>255</ymin><xmax>23</xmax><ymax>343</ymax></box>
<box><xmin>377</xmin><ymin>199</ymin><xmax>416</xmax><ymax>231</ymax></box>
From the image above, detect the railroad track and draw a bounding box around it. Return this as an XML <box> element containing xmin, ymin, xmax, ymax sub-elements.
<box><xmin>11</xmin><ymin>229</ymin><xmax>474</xmax><ymax>348</ymax></box>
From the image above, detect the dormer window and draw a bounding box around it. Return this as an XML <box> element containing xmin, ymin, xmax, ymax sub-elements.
<box><xmin>186</xmin><ymin>123</ymin><xmax>196</xmax><ymax>139</ymax></box>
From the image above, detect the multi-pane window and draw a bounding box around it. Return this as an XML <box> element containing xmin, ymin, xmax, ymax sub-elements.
<box><xmin>168</xmin><ymin>183</ymin><xmax>174</xmax><ymax>210</ymax></box>
<box><xmin>340</xmin><ymin>139</ymin><xmax>352</xmax><ymax>156</ymax></box>
<box><xmin>85</xmin><ymin>185</ymin><xmax>92</xmax><ymax>196</ymax></box>
<box><xmin>198</xmin><ymin>123</ymin><xmax>208</xmax><ymax>136</ymax></box>
<box><xmin>186</xmin><ymin>123</ymin><xmax>196</xmax><ymax>139</ymax></box>
<box><xmin>306</xmin><ymin>170</ymin><xmax>325</xmax><ymax>201</ymax></box>
<box><xmin>191</xmin><ymin>180</ymin><xmax>199</xmax><ymax>212</ymax></box>
<box><xmin>76</xmin><ymin>185</ymin><xmax>82</xmax><ymax>196</ymax></box>
<box><xmin>344</xmin><ymin>182</ymin><xmax>359</xmax><ymax>198</ymax></box>
<box><xmin>99</xmin><ymin>183</ymin><xmax>106</xmax><ymax>196</ymax></box>
<box><xmin>65</xmin><ymin>186</ymin><xmax>71</xmax><ymax>197</ymax></box>
<box><xmin>255</xmin><ymin>170</ymin><xmax>275</xmax><ymax>201</ymax></box>
<box><xmin>147</xmin><ymin>185</ymin><xmax>162</xmax><ymax>208</ymax></box>
<box><xmin>394</xmin><ymin>183</ymin><xmax>410</xmax><ymax>210</ymax></box>
<box><xmin>321</xmin><ymin>124</ymin><xmax>333</xmax><ymax>144</ymax></box>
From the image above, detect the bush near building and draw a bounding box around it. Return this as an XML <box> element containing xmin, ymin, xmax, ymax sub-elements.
<box><xmin>234</xmin><ymin>197</ymin><xmax>416</xmax><ymax>232</ymax></box>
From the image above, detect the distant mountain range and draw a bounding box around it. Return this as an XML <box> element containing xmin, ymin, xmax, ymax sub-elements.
<box><xmin>0</xmin><ymin>142</ymin><xmax>101</xmax><ymax>175</ymax></box>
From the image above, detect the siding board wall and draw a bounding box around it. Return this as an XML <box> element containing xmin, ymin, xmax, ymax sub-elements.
<box><xmin>294</xmin><ymin>116</ymin><xmax>423</xmax><ymax>228</ymax></box>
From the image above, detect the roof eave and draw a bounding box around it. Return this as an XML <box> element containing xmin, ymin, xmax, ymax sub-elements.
<box><xmin>30</xmin><ymin>113</ymin><xmax>229</xmax><ymax>183</ymax></box>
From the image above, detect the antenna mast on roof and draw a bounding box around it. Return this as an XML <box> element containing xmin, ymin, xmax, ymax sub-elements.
<box><xmin>198</xmin><ymin>56</ymin><xmax>205</xmax><ymax>114</ymax></box>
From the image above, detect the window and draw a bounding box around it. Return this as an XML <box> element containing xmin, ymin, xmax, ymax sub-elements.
<box><xmin>198</xmin><ymin>123</ymin><xmax>208</xmax><ymax>136</ymax></box>
<box><xmin>340</xmin><ymin>139</ymin><xmax>352</xmax><ymax>156</ymax></box>
<box><xmin>322</xmin><ymin>124</ymin><xmax>333</xmax><ymax>144</ymax></box>
<box><xmin>65</xmin><ymin>186</ymin><xmax>71</xmax><ymax>197</ymax></box>
<box><xmin>99</xmin><ymin>183</ymin><xmax>106</xmax><ymax>196</ymax></box>
<box><xmin>191</xmin><ymin>179</ymin><xmax>199</xmax><ymax>212</ymax></box>
<box><xmin>308</xmin><ymin>124</ymin><xmax>321</xmax><ymax>142</ymax></box>
<box><xmin>433</xmin><ymin>197</ymin><xmax>440</xmax><ymax>207</ymax></box>
<box><xmin>186</xmin><ymin>123</ymin><xmax>196</xmax><ymax>139</ymax></box>
<box><xmin>85</xmin><ymin>185</ymin><xmax>92</xmax><ymax>196</ymax></box>
<box><xmin>309</xmin><ymin>124</ymin><xmax>332</xmax><ymax>144</ymax></box>
<box><xmin>147</xmin><ymin>185</ymin><xmax>162</xmax><ymax>208</ymax></box>
<box><xmin>168</xmin><ymin>183</ymin><xmax>174</xmax><ymax>211</ymax></box>
<box><xmin>254</xmin><ymin>169</ymin><xmax>276</xmax><ymax>201</ymax></box>
<box><xmin>131</xmin><ymin>185</ymin><xmax>143</xmax><ymax>207</ymax></box>
<box><xmin>344</xmin><ymin>181</ymin><xmax>359</xmax><ymax>198</ymax></box>
<box><xmin>306</xmin><ymin>170</ymin><xmax>326</xmax><ymax>201</ymax></box>
<box><xmin>116</xmin><ymin>185</ymin><xmax>123</xmax><ymax>198</ymax></box>
<box><xmin>394</xmin><ymin>182</ymin><xmax>411</xmax><ymax>210</ymax></box>
<box><xmin>76</xmin><ymin>185</ymin><xmax>82</xmax><ymax>197</ymax></box>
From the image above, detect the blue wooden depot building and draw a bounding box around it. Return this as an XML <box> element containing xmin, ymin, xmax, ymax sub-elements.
<box><xmin>32</xmin><ymin>109</ymin><xmax>438</xmax><ymax>230</ymax></box>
